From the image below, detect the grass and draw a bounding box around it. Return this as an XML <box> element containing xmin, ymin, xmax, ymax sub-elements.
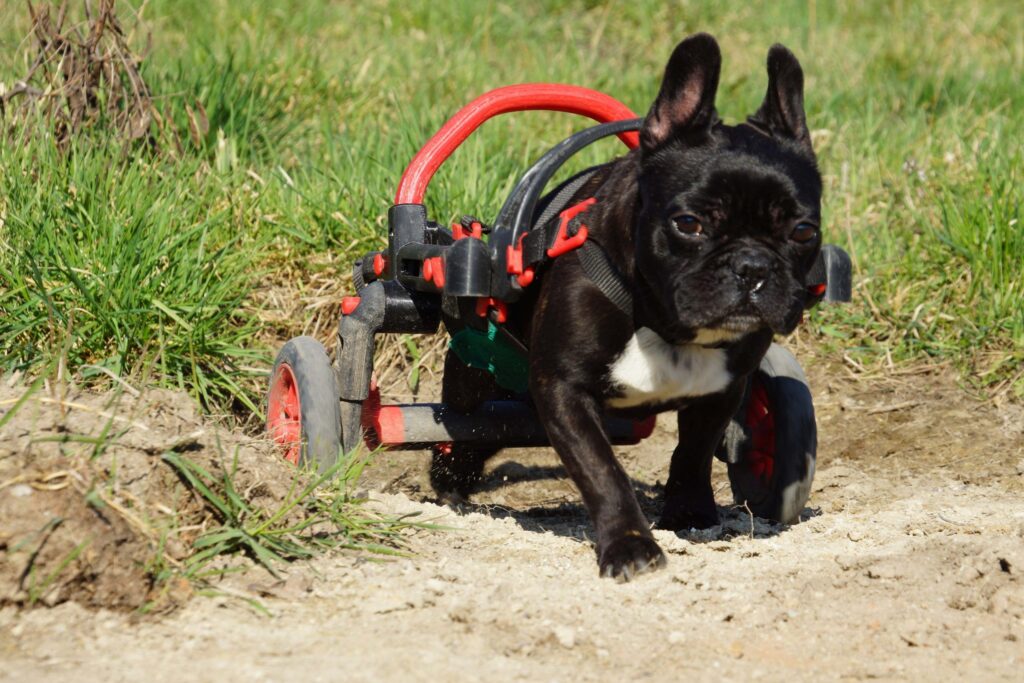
<box><xmin>161</xmin><ymin>448</ymin><xmax>415</xmax><ymax>582</ymax></box>
<box><xmin>0</xmin><ymin>133</ymin><xmax>268</xmax><ymax>411</ymax></box>
<box><xmin>1</xmin><ymin>0</ymin><xmax>1022</xmax><ymax>404</ymax></box>
<box><xmin>154</xmin><ymin>442</ymin><xmax>427</xmax><ymax>611</ymax></box>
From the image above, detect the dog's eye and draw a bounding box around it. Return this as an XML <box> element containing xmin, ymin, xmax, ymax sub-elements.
<box><xmin>671</xmin><ymin>213</ymin><xmax>703</xmax><ymax>236</ymax></box>
<box><xmin>791</xmin><ymin>222</ymin><xmax>818</xmax><ymax>243</ymax></box>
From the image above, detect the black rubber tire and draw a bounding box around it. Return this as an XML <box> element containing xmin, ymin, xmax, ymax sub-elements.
<box><xmin>723</xmin><ymin>343</ymin><xmax>817</xmax><ymax>524</ymax></box>
<box><xmin>267</xmin><ymin>336</ymin><xmax>342</xmax><ymax>474</ymax></box>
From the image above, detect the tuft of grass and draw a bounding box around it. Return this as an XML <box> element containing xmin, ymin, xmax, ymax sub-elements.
<box><xmin>933</xmin><ymin>151</ymin><xmax>1022</xmax><ymax>335</ymax></box>
<box><xmin>161</xmin><ymin>447</ymin><xmax>423</xmax><ymax>582</ymax></box>
<box><xmin>27</xmin><ymin>533</ymin><xmax>90</xmax><ymax>606</ymax></box>
<box><xmin>0</xmin><ymin>134</ymin><xmax>268</xmax><ymax>411</ymax></box>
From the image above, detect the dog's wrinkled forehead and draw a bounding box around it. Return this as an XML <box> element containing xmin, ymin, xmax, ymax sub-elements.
<box><xmin>642</xmin><ymin>126</ymin><xmax>821</xmax><ymax>219</ymax></box>
<box><xmin>721</xmin><ymin>123</ymin><xmax>822</xmax><ymax>208</ymax></box>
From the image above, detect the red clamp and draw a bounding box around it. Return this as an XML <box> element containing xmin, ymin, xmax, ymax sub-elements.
<box><xmin>505</xmin><ymin>234</ymin><xmax>535</xmax><ymax>287</ymax></box>
<box><xmin>421</xmin><ymin>256</ymin><xmax>446</xmax><ymax>289</ymax></box>
<box><xmin>475</xmin><ymin>297</ymin><xmax>508</xmax><ymax>323</ymax></box>
<box><xmin>372</xmin><ymin>253</ymin><xmax>387</xmax><ymax>277</ymax></box>
<box><xmin>452</xmin><ymin>221</ymin><xmax>483</xmax><ymax>240</ymax></box>
<box><xmin>548</xmin><ymin>197</ymin><xmax>595</xmax><ymax>258</ymax></box>
<box><xmin>341</xmin><ymin>296</ymin><xmax>361</xmax><ymax>315</ymax></box>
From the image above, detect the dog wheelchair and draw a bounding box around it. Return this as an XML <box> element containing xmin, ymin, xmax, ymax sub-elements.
<box><xmin>266</xmin><ymin>84</ymin><xmax>851</xmax><ymax>524</ymax></box>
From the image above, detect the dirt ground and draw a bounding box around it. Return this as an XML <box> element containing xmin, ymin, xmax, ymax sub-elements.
<box><xmin>0</xmin><ymin>382</ymin><xmax>320</xmax><ymax>614</ymax></box>
<box><xmin>1</xmin><ymin>360</ymin><xmax>1023</xmax><ymax>682</ymax></box>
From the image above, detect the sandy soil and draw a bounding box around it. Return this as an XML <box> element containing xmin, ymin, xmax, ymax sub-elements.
<box><xmin>1</xmin><ymin>361</ymin><xmax>1023</xmax><ymax>682</ymax></box>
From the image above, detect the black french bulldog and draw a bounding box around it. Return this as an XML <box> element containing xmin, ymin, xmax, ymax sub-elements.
<box><xmin>432</xmin><ymin>33</ymin><xmax>822</xmax><ymax>580</ymax></box>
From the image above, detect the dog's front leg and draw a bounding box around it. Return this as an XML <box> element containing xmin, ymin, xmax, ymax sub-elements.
<box><xmin>658</xmin><ymin>386</ymin><xmax>744</xmax><ymax>531</ymax></box>
<box><xmin>532</xmin><ymin>375</ymin><xmax>667</xmax><ymax>580</ymax></box>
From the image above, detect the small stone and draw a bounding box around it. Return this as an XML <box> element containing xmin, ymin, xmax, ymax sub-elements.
<box><xmin>553</xmin><ymin>625</ymin><xmax>576</xmax><ymax>649</ymax></box>
<box><xmin>667</xmin><ymin>631</ymin><xmax>684</xmax><ymax>645</ymax></box>
<box><xmin>9</xmin><ymin>484</ymin><xmax>32</xmax><ymax>498</ymax></box>
<box><xmin>425</xmin><ymin>578</ymin><xmax>446</xmax><ymax>595</ymax></box>
<box><xmin>165</xmin><ymin>538</ymin><xmax>188</xmax><ymax>560</ymax></box>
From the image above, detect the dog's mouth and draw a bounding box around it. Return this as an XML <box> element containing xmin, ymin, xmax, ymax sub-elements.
<box><xmin>718</xmin><ymin>313</ymin><xmax>763</xmax><ymax>333</ymax></box>
<box><xmin>720</xmin><ymin>283</ymin><xmax>805</xmax><ymax>334</ymax></box>
<box><xmin>720</xmin><ymin>294</ymin><xmax>804</xmax><ymax>336</ymax></box>
<box><xmin>710</xmin><ymin>295</ymin><xmax>769</xmax><ymax>332</ymax></box>
<box><xmin>662</xmin><ymin>313</ymin><xmax>762</xmax><ymax>347</ymax></box>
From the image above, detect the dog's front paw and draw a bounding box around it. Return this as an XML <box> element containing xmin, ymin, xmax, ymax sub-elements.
<box><xmin>657</xmin><ymin>492</ymin><xmax>720</xmax><ymax>531</ymax></box>
<box><xmin>598</xmin><ymin>533</ymin><xmax>667</xmax><ymax>581</ymax></box>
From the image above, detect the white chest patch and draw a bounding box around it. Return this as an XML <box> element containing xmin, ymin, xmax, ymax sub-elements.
<box><xmin>606</xmin><ymin>327</ymin><xmax>733</xmax><ymax>408</ymax></box>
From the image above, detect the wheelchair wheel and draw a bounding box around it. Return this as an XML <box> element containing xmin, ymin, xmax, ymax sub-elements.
<box><xmin>266</xmin><ymin>336</ymin><xmax>342</xmax><ymax>473</ymax></box>
<box><xmin>721</xmin><ymin>343</ymin><xmax>816</xmax><ymax>524</ymax></box>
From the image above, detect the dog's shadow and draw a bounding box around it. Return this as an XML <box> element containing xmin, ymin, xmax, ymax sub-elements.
<box><xmin>450</xmin><ymin>460</ymin><xmax>807</xmax><ymax>544</ymax></box>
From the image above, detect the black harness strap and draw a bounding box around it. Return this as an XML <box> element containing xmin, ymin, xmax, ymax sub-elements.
<box><xmin>532</xmin><ymin>167</ymin><xmax>598</xmax><ymax>234</ymax></box>
<box><xmin>519</xmin><ymin>165</ymin><xmax>635</xmax><ymax>318</ymax></box>
<box><xmin>577</xmin><ymin>240</ymin><xmax>633</xmax><ymax>317</ymax></box>
<box><xmin>519</xmin><ymin>219</ymin><xmax>550</xmax><ymax>266</ymax></box>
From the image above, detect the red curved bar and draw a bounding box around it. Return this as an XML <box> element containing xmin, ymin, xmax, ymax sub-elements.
<box><xmin>394</xmin><ymin>84</ymin><xmax>640</xmax><ymax>205</ymax></box>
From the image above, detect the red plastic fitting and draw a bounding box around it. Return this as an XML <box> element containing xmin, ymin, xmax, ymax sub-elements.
<box><xmin>341</xmin><ymin>296</ymin><xmax>361</xmax><ymax>315</ymax></box>
<box><xmin>475</xmin><ymin>297</ymin><xmax>508</xmax><ymax>323</ymax></box>
<box><xmin>548</xmin><ymin>197</ymin><xmax>596</xmax><ymax>258</ymax></box>
<box><xmin>423</xmin><ymin>256</ymin><xmax>445</xmax><ymax>288</ymax></box>
<box><xmin>632</xmin><ymin>416</ymin><xmax>656</xmax><ymax>442</ymax></box>
<box><xmin>506</xmin><ymin>236</ymin><xmax>536</xmax><ymax>288</ymax></box>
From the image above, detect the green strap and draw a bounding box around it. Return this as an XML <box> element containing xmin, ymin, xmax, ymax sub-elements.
<box><xmin>448</xmin><ymin>321</ymin><xmax>529</xmax><ymax>393</ymax></box>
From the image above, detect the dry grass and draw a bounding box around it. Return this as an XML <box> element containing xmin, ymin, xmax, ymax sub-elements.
<box><xmin>1</xmin><ymin>1</ymin><xmax>154</xmax><ymax>146</ymax></box>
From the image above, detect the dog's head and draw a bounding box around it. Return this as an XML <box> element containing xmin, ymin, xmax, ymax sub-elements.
<box><xmin>633</xmin><ymin>34</ymin><xmax>822</xmax><ymax>344</ymax></box>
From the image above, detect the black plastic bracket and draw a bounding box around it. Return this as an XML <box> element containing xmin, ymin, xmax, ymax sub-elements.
<box><xmin>820</xmin><ymin>244</ymin><xmax>853</xmax><ymax>303</ymax></box>
<box><xmin>335</xmin><ymin>281</ymin><xmax>385</xmax><ymax>453</ymax></box>
<box><xmin>806</xmin><ymin>244</ymin><xmax>853</xmax><ymax>307</ymax></box>
<box><xmin>387</xmin><ymin>204</ymin><xmax>428</xmax><ymax>280</ymax></box>
<box><xmin>334</xmin><ymin>278</ymin><xmax>441</xmax><ymax>453</ymax></box>
<box><xmin>439</xmin><ymin>237</ymin><xmax>491</xmax><ymax>297</ymax></box>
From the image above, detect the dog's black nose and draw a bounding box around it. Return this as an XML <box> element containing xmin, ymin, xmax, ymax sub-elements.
<box><xmin>732</xmin><ymin>250</ymin><xmax>771</xmax><ymax>291</ymax></box>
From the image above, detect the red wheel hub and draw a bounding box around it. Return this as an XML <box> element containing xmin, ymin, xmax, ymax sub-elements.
<box><xmin>267</xmin><ymin>363</ymin><xmax>302</xmax><ymax>465</ymax></box>
<box><xmin>745</xmin><ymin>379</ymin><xmax>776</xmax><ymax>485</ymax></box>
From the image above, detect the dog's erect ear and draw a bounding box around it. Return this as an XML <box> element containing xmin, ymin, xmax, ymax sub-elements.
<box><xmin>640</xmin><ymin>33</ymin><xmax>721</xmax><ymax>151</ymax></box>
<box><xmin>748</xmin><ymin>44</ymin><xmax>812</xmax><ymax>155</ymax></box>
